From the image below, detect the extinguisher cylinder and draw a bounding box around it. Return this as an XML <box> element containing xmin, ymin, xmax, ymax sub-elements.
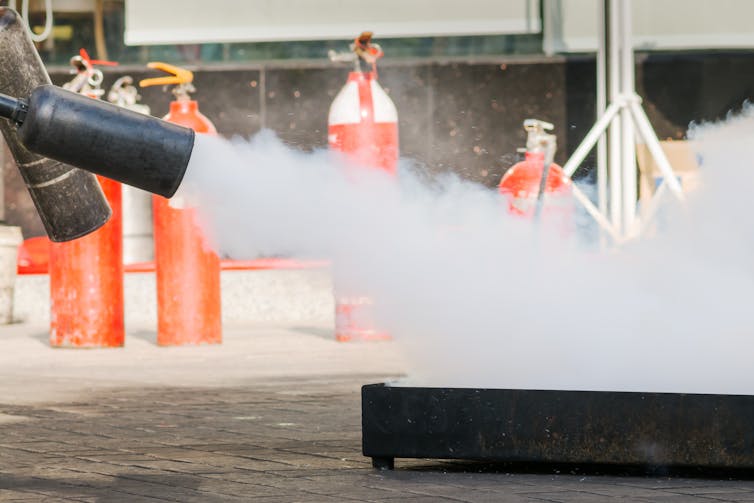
<box><xmin>0</xmin><ymin>7</ymin><xmax>111</xmax><ymax>242</ymax></box>
<box><xmin>16</xmin><ymin>85</ymin><xmax>195</xmax><ymax>198</ymax></box>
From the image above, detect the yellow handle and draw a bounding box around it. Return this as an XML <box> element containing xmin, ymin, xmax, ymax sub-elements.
<box><xmin>139</xmin><ymin>62</ymin><xmax>193</xmax><ymax>88</ymax></box>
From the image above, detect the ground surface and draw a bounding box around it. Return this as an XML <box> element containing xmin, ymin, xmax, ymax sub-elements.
<box><xmin>3</xmin><ymin>324</ymin><xmax>754</xmax><ymax>502</ymax></box>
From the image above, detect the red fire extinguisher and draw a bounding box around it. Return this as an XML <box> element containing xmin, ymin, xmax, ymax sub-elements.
<box><xmin>140</xmin><ymin>62</ymin><xmax>222</xmax><ymax>346</ymax></box>
<box><xmin>499</xmin><ymin>119</ymin><xmax>573</xmax><ymax>227</ymax></box>
<box><xmin>328</xmin><ymin>32</ymin><xmax>398</xmax><ymax>174</ymax></box>
<box><xmin>107</xmin><ymin>76</ymin><xmax>154</xmax><ymax>265</ymax></box>
<box><xmin>49</xmin><ymin>49</ymin><xmax>124</xmax><ymax>348</ymax></box>
<box><xmin>328</xmin><ymin>32</ymin><xmax>397</xmax><ymax>342</ymax></box>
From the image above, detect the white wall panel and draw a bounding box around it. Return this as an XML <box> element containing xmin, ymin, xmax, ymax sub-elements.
<box><xmin>125</xmin><ymin>0</ymin><xmax>540</xmax><ymax>45</ymax></box>
<box><xmin>544</xmin><ymin>0</ymin><xmax>754</xmax><ymax>53</ymax></box>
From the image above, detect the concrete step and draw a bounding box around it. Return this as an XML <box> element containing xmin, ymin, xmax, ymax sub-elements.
<box><xmin>12</xmin><ymin>269</ymin><xmax>335</xmax><ymax>328</ymax></box>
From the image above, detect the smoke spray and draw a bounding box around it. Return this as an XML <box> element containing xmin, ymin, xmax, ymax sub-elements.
<box><xmin>176</xmin><ymin>107</ymin><xmax>754</xmax><ymax>394</ymax></box>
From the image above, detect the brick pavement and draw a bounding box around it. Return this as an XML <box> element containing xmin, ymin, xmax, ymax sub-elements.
<box><xmin>2</xmin><ymin>324</ymin><xmax>754</xmax><ymax>501</ymax></box>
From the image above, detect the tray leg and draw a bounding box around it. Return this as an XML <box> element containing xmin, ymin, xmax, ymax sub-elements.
<box><xmin>372</xmin><ymin>456</ymin><xmax>395</xmax><ymax>470</ymax></box>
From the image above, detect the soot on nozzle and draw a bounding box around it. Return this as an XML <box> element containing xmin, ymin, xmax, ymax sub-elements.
<box><xmin>0</xmin><ymin>85</ymin><xmax>196</xmax><ymax>199</ymax></box>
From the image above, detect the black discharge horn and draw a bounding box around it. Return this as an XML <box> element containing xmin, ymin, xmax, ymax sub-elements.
<box><xmin>0</xmin><ymin>85</ymin><xmax>196</xmax><ymax>200</ymax></box>
<box><xmin>0</xmin><ymin>7</ymin><xmax>197</xmax><ymax>241</ymax></box>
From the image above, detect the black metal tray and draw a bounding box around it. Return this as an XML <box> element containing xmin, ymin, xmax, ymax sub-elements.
<box><xmin>362</xmin><ymin>383</ymin><xmax>754</xmax><ymax>470</ymax></box>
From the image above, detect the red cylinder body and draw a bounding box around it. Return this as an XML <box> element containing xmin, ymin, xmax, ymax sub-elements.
<box><xmin>498</xmin><ymin>151</ymin><xmax>575</xmax><ymax>230</ymax></box>
<box><xmin>49</xmin><ymin>176</ymin><xmax>124</xmax><ymax>347</ymax></box>
<box><xmin>499</xmin><ymin>151</ymin><xmax>572</xmax><ymax>213</ymax></box>
<box><xmin>328</xmin><ymin>71</ymin><xmax>398</xmax><ymax>342</ymax></box>
<box><xmin>328</xmin><ymin>72</ymin><xmax>398</xmax><ymax>174</ymax></box>
<box><xmin>154</xmin><ymin>99</ymin><xmax>221</xmax><ymax>346</ymax></box>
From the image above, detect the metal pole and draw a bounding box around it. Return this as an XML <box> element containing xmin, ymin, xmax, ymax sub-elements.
<box><xmin>607</xmin><ymin>0</ymin><xmax>622</xmax><ymax>234</ymax></box>
<box><xmin>596</xmin><ymin>0</ymin><xmax>608</xmax><ymax>224</ymax></box>
<box><xmin>559</xmin><ymin>0</ymin><xmax>685</xmax><ymax>243</ymax></box>
<box><xmin>562</xmin><ymin>101</ymin><xmax>622</xmax><ymax>178</ymax></box>
<box><xmin>569</xmin><ymin>182</ymin><xmax>623</xmax><ymax>242</ymax></box>
<box><xmin>619</xmin><ymin>0</ymin><xmax>637</xmax><ymax>236</ymax></box>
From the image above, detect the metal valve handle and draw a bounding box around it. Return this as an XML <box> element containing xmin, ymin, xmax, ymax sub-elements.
<box><xmin>62</xmin><ymin>48</ymin><xmax>117</xmax><ymax>98</ymax></box>
<box><xmin>139</xmin><ymin>62</ymin><xmax>196</xmax><ymax>100</ymax></box>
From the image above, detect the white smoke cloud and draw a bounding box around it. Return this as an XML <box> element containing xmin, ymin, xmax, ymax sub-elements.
<box><xmin>176</xmin><ymin>107</ymin><xmax>754</xmax><ymax>394</ymax></box>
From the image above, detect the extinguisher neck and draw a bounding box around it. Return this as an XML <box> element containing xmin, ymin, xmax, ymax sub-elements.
<box><xmin>169</xmin><ymin>99</ymin><xmax>199</xmax><ymax>114</ymax></box>
<box><xmin>172</xmin><ymin>82</ymin><xmax>196</xmax><ymax>102</ymax></box>
<box><xmin>347</xmin><ymin>71</ymin><xmax>376</xmax><ymax>83</ymax></box>
<box><xmin>523</xmin><ymin>119</ymin><xmax>557</xmax><ymax>156</ymax></box>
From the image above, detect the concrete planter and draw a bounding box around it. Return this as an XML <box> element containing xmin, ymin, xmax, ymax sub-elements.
<box><xmin>0</xmin><ymin>225</ymin><xmax>22</xmax><ymax>324</ymax></box>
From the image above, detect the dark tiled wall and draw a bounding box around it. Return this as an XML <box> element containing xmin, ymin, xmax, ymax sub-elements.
<box><xmin>4</xmin><ymin>53</ymin><xmax>754</xmax><ymax>237</ymax></box>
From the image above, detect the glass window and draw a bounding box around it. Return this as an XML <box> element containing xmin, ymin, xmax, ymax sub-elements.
<box><xmin>4</xmin><ymin>0</ymin><xmax>544</xmax><ymax>67</ymax></box>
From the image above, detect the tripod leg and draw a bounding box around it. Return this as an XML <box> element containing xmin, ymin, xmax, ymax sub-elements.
<box><xmin>628</xmin><ymin>99</ymin><xmax>684</xmax><ymax>199</ymax></box>
<box><xmin>563</xmin><ymin>101</ymin><xmax>623</xmax><ymax>178</ymax></box>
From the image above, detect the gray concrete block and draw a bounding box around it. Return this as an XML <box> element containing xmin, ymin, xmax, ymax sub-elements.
<box><xmin>12</xmin><ymin>268</ymin><xmax>335</xmax><ymax>329</ymax></box>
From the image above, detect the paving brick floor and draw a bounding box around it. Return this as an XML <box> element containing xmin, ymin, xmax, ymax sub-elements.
<box><xmin>3</xmin><ymin>324</ymin><xmax>754</xmax><ymax>501</ymax></box>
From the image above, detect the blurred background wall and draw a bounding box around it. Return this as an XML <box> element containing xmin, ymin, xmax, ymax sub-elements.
<box><xmin>3</xmin><ymin>0</ymin><xmax>754</xmax><ymax>237</ymax></box>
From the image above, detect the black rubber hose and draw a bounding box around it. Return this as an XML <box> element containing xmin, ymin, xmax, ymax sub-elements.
<box><xmin>0</xmin><ymin>93</ymin><xmax>27</xmax><ymax>126</ymax></box>
<box><xmin>0</xmin><ymin>93</ymin><xmax>18</xmax><ymax>121</ymax></box>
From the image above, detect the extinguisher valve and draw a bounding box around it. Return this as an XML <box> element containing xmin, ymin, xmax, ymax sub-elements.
<box><xmin>108</xmin><ymin>76</ymin><xmax>151</xmax><ymax>115</ymax></box>
<box><xmin>63</xmin><ymin>48</ymin><xmax>118</xmax><ymax>98</ymax></box>
<box><xmin>329</xmin><ymin>31</ymin><xmax>384</xmax><ymax>72</ymax></box>
<box><xmin>352</xmin><ymin>31</ymin><xmax>383</xmax><ymax>64</ymax></box>
<box><xmin>107</xmin><ymin>76</ymin><xmax>138</xmax><ymax>107</ymax></box>
<box><xmin>523</xmin><ymin>119</ymin><xmax>557</xmax><ymax>156</ymax></box>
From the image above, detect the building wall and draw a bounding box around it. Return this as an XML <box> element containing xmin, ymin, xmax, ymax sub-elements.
<box><xmin>4</xmin><ymin>52</ymin><xmax>754</xmax><ymax>237</ymax></box>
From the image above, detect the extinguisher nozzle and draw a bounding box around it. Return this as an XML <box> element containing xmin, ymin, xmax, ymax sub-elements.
<box><xmin>14</xmin><ymin>85</ymin><xmax>196</xmax><ymax>198</ymax></box>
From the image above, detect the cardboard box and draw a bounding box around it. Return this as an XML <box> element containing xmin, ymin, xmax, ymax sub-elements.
<box><xmin>636</xmin><ymin>140</ymin><xmax>700</xmax><ymax>205</ymax></box>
